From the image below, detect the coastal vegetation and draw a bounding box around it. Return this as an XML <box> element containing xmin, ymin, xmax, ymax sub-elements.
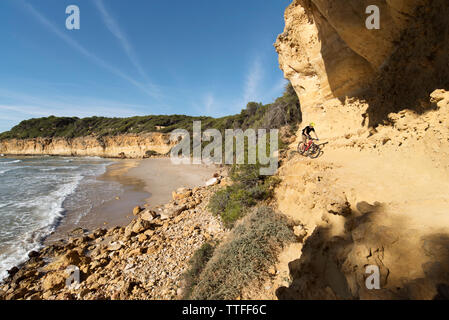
<box><xmin>208</xmin><ymin>164</ymin><xmax>281</xmax><ymax>227</ymax></box>
<box><xmin>0</xmin><ymin>83</ymin><xmax>301</xmax><ymax>140</ymax></box>
<box><xmin>182</xmin><ymin>84</ymin><xmax>300</xmax><ymax>299</ymax></box>
<box><xmin>185</xmin><ymin>206</ymin><xmax>295</xmax><ymax>300</ymax></box>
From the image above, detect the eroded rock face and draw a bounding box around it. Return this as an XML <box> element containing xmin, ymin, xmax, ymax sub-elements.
<box><xmin>275</xmin><ymin>0</ymin><xmax>449</xmax><ymax>126</ymax></box>
<box><xmin>0</xmin><ymin>133</ymin><xmax>175</xmax><ymax>158</ymax></box>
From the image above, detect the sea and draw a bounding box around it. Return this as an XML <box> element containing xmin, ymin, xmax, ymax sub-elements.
<box><xmin>0</xmin><ymin>156</ymin><xmax>124</xmax><ymax>281</ymax></box>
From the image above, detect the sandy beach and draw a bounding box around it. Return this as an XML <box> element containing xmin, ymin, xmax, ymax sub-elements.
<box><xmin>46</xmin><ymin>158</ymin><xmax>218</xmax><ymax>243</ymax></box>
<box><xmin>126</xmin><ymin>158</ymin><xmax>218</xmax><ymax>208</ymax></box>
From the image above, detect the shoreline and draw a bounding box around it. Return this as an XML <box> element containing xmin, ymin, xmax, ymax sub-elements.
<box><xmin>0</xmin><ymin>157</ymin><xmax>228</xmax><ymax>300</ymax></box>
<box><xmin>45</xmin><ymin>159</ymin><xmax>147</xmax><ymax>244</ymax></box>
<box><xmin>45</xmin><ymin>157</ymin><xmax>218</xmax><ymax>244</ymax></box>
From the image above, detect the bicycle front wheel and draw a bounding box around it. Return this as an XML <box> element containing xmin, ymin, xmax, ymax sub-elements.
<box><xmin>298</xmin><ymin>142</ymin><xmax>306</xmax><ymax>155</ymax></box>
<box><xmin>308</xmin><ymin>145</ymin><xmax>321</xmax><ymax>159</ymax></box>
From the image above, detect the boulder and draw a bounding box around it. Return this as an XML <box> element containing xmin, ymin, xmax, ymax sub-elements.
<box><xmin>140</xmin><ymin>209</ymin><xmax>158</xmax><ymax>222</ymax></box>
<box><xmin>7</xmin><ymin>267</ymin><xmax>19</xmax><ymax>277</ymax></box>
<box><xmin>172</xmin><ymin>187</ymin><xmax>192</xmax><ymax>200</ymax></box>
<box><xmin>137</xmin><ymin>234</ymin><xmax>148</xmax><ymax>242</ymax></box>
<box><xmin>42</xmin><ymin>271</ymin><xmax>66</xmax><ymax>292</ymax></box>
<box><xmin>59</xmin><ymin>250</ymin><xmax>82</xmax><ymax>267</ymax></box>
<box><xmin>28</xmin><ymin>251</ymin><xmax>40</xmax><ymax>259</ymax></box>
<box><xmin>205</xmin><ymin>178</ymin><xmax>219</xmax><ymax>186</ymax></box>
<box><xmin>132</xmin><ymin>206</ymin><xmax>142</xmax><ymax>216</ymax></box>
<box><xmin>107</xmin><ymin>242</ymin><xmax>123</xmax><ymax>251</ymax></box>
<box><xmin>131</xmin><ymin>218</ymin><xmax>153</xmax><ymax>234</ymax></box>
<box><xmin>93</xmin><ymin>228</ymin><xmax>107</xmax><ymax>238</ymax></box>
<box><xmin>160</xmin><ymin>204</ymin><xmax>187</xmax><ymax>220</ymax></box>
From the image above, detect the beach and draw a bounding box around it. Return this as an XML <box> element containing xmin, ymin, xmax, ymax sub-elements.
<box><xmin>46</xmin><ymin>158</ymin><xmax>218</xmax><ymax>243</ymax></box>
<box><xmin>0</xmin><ymin>156</ymin><xmax>227</xmax><ymax>300</ymax></box>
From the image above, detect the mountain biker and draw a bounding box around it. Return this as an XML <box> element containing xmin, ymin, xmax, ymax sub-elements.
<box><xmin>302</xmin><ymin>123</ymin><xmax>319</xmax><ymax>146</ymax></box>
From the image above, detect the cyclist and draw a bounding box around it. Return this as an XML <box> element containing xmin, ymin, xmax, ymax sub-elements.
<box><xmin>302</xmin><ymin>122</ymin><xmax>319</xmax><ymax>147</ymax></box>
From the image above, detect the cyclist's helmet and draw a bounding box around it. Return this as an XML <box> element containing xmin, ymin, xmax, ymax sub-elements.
<box><xmin>309</xmin><ymin>122</ymin><xmax>315</xmax><ymax>127</ymax></box>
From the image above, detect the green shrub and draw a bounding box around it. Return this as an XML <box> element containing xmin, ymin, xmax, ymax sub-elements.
<box><xmin>208</xmin><ymin>188</ymin><xmax>232</xmax><ymax>216</ymax></box>
<box><xmin>208</xmin><ymin>164</ymin><xmax>281</xmax><ymax>228</ymax></box>
<box><xmin>189</xmin><ymin>206</ymin><xmax>295</xmax><ymax>300</ymax></box>
<box><xmin>182</xmin><ymin>242</ymin><xmax>216</xmax><ymax>299</ymax></box>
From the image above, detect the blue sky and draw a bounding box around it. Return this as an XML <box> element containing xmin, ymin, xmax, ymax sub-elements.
<box><xmin>0</xmin><ymin>0</ymin><xmax>291</xmax><ymax>133</ymax></box>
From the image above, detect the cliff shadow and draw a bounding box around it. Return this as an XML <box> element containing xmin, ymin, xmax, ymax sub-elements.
<box><xmin>304</xmin><ymin>0</ymin><xmax>449</xmax><ymax>127</ymax></box>
<box><xmin>275</xmin><ymin>200</ymin><xmax>449</xmax><ymax>300</ymax></box>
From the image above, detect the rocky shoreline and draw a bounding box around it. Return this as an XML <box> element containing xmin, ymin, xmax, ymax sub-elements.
<box><xmin>0</xmin><ymin>170</ymin><xmax>229</xmax><ymax>300</ymax></box>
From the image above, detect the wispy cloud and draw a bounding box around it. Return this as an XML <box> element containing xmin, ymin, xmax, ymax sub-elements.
<box><xmin>20</xmin><ymin>1</ymin><xmax>159</xmax><ymax>99</ymax></box>
<box><xmin>243</xmin><ymin>57</ymin><xmax>263</xmax><ymax>104</ymax></box>
<box><xmin>267</xmin><ymin>77</ymin><xmax>288</xmax><ymax>99</ymax></box>
<box><xmin>94</xmin><ymin>0</ymin><xmax>148</xmax><ymax>80</ymax></box>
<box><xmin>0</xmin><ymin>103</ymin><xmax>145</xmax><ymax>120</ymax></box>
<box><xmin>203</xmin><ymin>93</ymin><xmax>215</xmax><ymax>115</ymax></box>
<box><xmin>0</xmin><ymin>88</ymin><xmax>149</xmax><ymax>120</ymax></box>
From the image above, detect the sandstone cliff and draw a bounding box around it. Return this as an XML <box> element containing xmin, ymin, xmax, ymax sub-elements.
<box><xmin>275</xmin><ymin>0</ymin><xmax>449</xmax><ymax>127</ymax></box>
<box><xmin>0</xmin><ymin>133</ymin><xmax>175</xmax><ymax>158</ymax></box>
<box><xmin>265</xmin><ymin>0</ymin><xmax>449</xmax><ymax>300</ymax></box>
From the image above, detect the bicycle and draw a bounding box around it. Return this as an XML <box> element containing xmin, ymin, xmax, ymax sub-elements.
<box><xmin>297</xmin><ymin>138</ymin><xmax>322</xmax><ymax>159</ymax></box>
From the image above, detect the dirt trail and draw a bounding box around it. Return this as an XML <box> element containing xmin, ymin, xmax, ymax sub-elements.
<box><xmin>262</xmin><ymin>90</ymin><xmax>449</xmax><ymax>300</ymax></box>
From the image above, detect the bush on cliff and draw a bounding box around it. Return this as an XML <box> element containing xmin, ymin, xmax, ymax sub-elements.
<box><xmin>181</xmin><ymin>242</ymin><xmax>216</xmax><ymax>299</ymax></box>
<box><xmin>208</xmin><ymin>164</ymin><xmax>280</xmax><ymax>228</ymax></box>
<box><xmin>188</xmin><ymin>206</ymin><xmax>295</xmax><ymax>300</ymax></box>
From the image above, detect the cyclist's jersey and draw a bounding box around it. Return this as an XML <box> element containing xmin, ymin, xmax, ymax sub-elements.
<box><xmin>302</xmin><ymin>126</ymin><xmax>315</xmax><ymax>136</ymax></box>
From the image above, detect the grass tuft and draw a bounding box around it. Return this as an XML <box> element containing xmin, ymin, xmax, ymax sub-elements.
<box><xmin>188</xmin><ymin>206</ymin><xmax>295</xmax><ymax>300</ymax></box>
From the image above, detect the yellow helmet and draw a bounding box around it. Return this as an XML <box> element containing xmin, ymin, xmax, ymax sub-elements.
<box><xmin>309</xmin><ymin>122</ymin><xmax>315</xmax><ymax>127</ymax></box>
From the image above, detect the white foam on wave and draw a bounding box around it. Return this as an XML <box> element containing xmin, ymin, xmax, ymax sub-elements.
<box><xmin>0</xmin><ymin>167</ymin><xmax>19</xmax><ymax>175</ymax></box>
<box><xmin>0</xmin><ymin>157</ymin><xmax>115</xmax><ymax>281</ymax></box>
<box><xmin>0</xmin><ymin>173</ymin><xmax>83</xmax><ymax>281</ymax></box>
<box><xmin>39</xmin><ymin>166</ymin><xmax>79</xmax><ymax>172</ymax></box>
<box><xmin>0</xmin><ymin>160</ymin><xmax>21</xmax><ymax>165</ymax></box>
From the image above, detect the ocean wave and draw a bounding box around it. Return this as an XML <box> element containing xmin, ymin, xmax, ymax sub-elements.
<box><xmin>0</xmin><ymin>202</ymin><xmax>12</xmax><ymax>209</ymax></box>
<box><xmin>0</xmin><ymin>160</ymin><xmax>21</xmax><ymax>165</ymax></box>
<box><xmin>0</xmin><ymin>167</ymin><xmax>19</xmax><ymax>175</ymax></box>
<box><xmin>39</xmin><ymin>166</ymin><xmax>79</xmax><ymax>172</ymax></box>
<box><xmin>0</xmin><ymin>173</ymin><xmax>84</xmax><ymax>281</ymax></box>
